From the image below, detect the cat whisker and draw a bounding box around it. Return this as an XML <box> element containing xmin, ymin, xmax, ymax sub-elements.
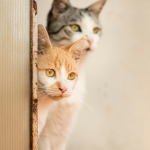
<box><xmin>38</xmin><ymin>90</ymin><xmax>46</xmax><ymax>94</ymax></box>
<box><xmin>80</xmin><ymin>99</ymin><xmax>96</xmax><ymax>114</ymax></box>
<box><xmin>47</xmin><ymin>93</ymin><xmax>61</xmax><ymax>97</ymax></box>
<box><xmin>40</xmin><ymin>94</ymin><xmax>47</xmax><ymax>101</ymax></box>
<box><xmin>75</xmin><ymin>100</ymin><xmax>85</xmax><ymax>114</ymax></box>
<box><xmin>39</xmin><ymin>94</ymin><xmax>49</xmax><ymax>106</ymax></box>
<box><xmin>74</xmin><ymin>94</ymin><xmax>96</xmax><ymax>114</ymax></box>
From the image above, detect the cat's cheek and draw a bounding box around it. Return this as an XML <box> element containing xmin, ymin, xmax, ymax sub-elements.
<box><xmin>71</xmin><ymin>79</ymin><xmax>78</xmax><ymax>90</ymax></box>
<box><xmin>91</xmin><ymin>44</ymin><xmax>98</xmax><ymax>52</ymax></box>
<box><xmin>91</xmin><ymin>39</ymin><xmax>100</xmax><ymax>51</ymax></box>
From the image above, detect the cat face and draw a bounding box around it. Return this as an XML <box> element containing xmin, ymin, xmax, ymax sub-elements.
<box><xmin>38</xmin><ymin>25</ymin><xmax>87</xmax><ymax>101</ymax></box>
<box><xmin>47</xmin><ymin>0</ymin><xmax>106</xmax><ymax>52</ymax></box>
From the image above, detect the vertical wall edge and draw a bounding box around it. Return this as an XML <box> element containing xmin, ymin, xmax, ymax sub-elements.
<box><xmin>31</xmin><ymin>0</ymin><xmax>38</xmax><ymax>150</ymax></box>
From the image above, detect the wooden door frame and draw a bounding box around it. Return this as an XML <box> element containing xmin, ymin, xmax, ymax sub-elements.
<box><xmin>31</xmin><ymin>0</ymin><xmax>38</xmax><ymax>149</ymax></box>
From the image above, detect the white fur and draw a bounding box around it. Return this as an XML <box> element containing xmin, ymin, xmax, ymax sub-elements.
<box><xmin>38</xmin><ymin>64</ymin><xmax>77</xmax><ymax>136</ymax></box>
<box><xmin>39</xmin><ymin>12</ymin><xmax>100</xmax><ymax>150</ymax></box>
<box><xmin>38</xmin><ymin>63</ymin><xmax>76</xmax><ymax>98</ymax></box>
<box><xmin>39</xmin><ymin>68</ymin><xmax>85</xmax><ymax>150</ymax></box>
<box><xmin>52</xmin><ymin>13</ymin><xmax>100</xmax><ymax>52</ymax></box>
<box><xmin>71</xmin><ymin>14</ymin><xmax>100</xmax><ymax>51</ymax></box>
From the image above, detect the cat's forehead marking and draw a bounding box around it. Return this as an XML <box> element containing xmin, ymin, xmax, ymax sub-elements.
<box><xmin>82</xmin><ymin>14</ymin><xmax>96</xmax><ymax>27</ymax></box>
<box><xmin>51</xmin><ymin>49</ymin><xmax>77</xmax><ymax>73</ymax></box>
<box><xmin>65</xmin><ymin>8</ymin><xmax>99</xmax><ymax>26</ymax></box>
<box><xmin>59</xmin><ymin>64</ymin><xmax>67</xmax><ymax>79</ymax></box>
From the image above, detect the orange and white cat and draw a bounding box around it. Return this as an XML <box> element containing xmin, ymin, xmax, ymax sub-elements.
<box><xmin>37</xmin><ymin>25</ymin><xmax>87</xmax><ymax>136</ymax></box>
<box><xmin>39</xmin><ymin>0</ymin><xmax>106</xmax><ymax>149</ymax></box>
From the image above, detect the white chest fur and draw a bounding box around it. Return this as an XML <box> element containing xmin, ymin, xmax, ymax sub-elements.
<box><xmin>38</xmin><ymin>69</ymin><xmax>86</xmax><ymax>150</ymax></box>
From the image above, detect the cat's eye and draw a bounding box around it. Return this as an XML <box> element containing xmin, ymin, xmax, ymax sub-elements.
<box><xmin>70</xmin><ymin>24</ymin><xmax>81</xmax><ymax>32</ymax></box>
<box><xmin>45</xmin><ymin>69</ymin><xmax>55</xmax><ymax>77</ymax></box>
<box><xmin>68</xmin><ymin>73</ymin><xmax>75</xmax><ymax>80</ymax></box>
<box><xmin>93</xmin><ymin>28</ymin><xmax>99</xmax><ymax>34</ymax></box>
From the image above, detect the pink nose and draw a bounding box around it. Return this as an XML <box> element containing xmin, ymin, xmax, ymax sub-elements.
<box><xmin>88</xmin><ymin>39</ymin><xmax>93</xmax><ymax>46</ymax></box>
<box><xmin>59</xmin><ymin>87</ymin><xmax>67</xmax><ymax>93</ymax></box>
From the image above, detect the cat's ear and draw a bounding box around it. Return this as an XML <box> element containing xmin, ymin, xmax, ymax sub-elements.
<box><xmin>51</xmin><ymin>0</ymin><xmax>71</xmax><ymax>18</ymax></box>
<box><xmin>38</xmin><ymin>24</ymin><xmax>52</xmax><ymax>54</ymax></box>
<box><xmin>69</xmin><ymin>36</ymin><xmax>88</xmax><ymax>64</ymax></box>
<box><xmin>87</xmin><ymin>0</ymin><xmax>106</xmax><ymax>17</ymax></box>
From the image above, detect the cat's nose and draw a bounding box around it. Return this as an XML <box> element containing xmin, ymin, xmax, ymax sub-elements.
<box><xmin>88</xmin><ymin>39</ymin><xmax>93</xmax><ymax>46</ymax></box>
<box><xmin>59</xmin><ymin>87</ymin><xmax>67</xmax><ymax>93</ymax></box>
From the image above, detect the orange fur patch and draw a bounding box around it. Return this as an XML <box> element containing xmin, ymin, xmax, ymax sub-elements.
<box><xmin>38</xmin><ymin>46</ymin><xmax>78</xmax><ymax>76</ymax></box>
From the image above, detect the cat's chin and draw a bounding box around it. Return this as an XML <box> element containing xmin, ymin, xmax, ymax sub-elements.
<box><xmin>50</xmin><ymin>95</ymin><xmax>71</xmax><ymax>101</ymax></box>
<box><xmin>50</xmin><ymin>96</ymin><xmax>63</xmax><ymax>101</ymax></box>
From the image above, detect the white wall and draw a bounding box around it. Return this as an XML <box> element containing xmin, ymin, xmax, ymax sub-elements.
<box><xmin>38</xmin><ymin>0</ymin><xmax>150</xmax><ymax>149</ymax></box>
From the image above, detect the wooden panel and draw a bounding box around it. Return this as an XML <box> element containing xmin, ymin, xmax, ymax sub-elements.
<box><xmin>0</xmin><ymin>0</ymin><xmax>31</xmax><ymax>150</ymax></box>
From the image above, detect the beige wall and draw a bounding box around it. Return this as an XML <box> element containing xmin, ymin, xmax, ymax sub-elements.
<box><xmin>0</xmin><ymin>0</ymin><xmax>31</xmax><ymax>149</ymax></box>
<box><xmin>38</xmin><ymin>0</ymin><xmax>150</xmax><ymax>149</ymax></box>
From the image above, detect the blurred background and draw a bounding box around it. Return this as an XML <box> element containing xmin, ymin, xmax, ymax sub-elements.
<box><xmin>38</xmin><ymin>0</ymin><xmax>150</xmax><ymax>150</ymax></box>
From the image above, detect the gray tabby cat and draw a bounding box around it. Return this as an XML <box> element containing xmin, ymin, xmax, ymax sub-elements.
<box><xmin>47</xmin><ymin>0</ymin><xmax>106</xmax><ymax>54</ymax></box>
<box><xmin>39</xmin><ymin>0</ymin><xmax>106</xmax><ymax>150</ymax></box>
